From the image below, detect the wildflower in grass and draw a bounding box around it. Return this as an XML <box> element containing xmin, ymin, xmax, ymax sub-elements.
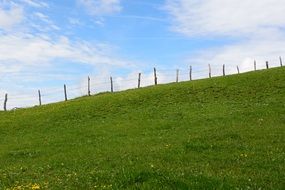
<box><xmin>31</xmin><ymin>183</ymin><xmax>40</xmax><ymax>190</ymax></box>
<box><xmin>165</xmin><ymin>144</ymin><xmax>171</xmax><ymax>148</ymax></box>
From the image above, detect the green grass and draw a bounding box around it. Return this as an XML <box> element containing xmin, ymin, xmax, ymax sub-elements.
<box><xmin>0</xmin><ymin>68</ymin><xmax>284</xmax><ymax>189</ymax></box>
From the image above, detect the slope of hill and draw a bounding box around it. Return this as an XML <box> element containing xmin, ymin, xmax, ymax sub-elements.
<box><xmin>0</xmin><ymin>67</ymin><xmax>284</xmax><ymax>189</ymax></box>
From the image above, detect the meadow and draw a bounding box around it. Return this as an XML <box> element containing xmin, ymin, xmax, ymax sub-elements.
<box><xmin>0</xmin><ymin>67</ymin><xmax>284</xmax><ymax>189</ymax></box>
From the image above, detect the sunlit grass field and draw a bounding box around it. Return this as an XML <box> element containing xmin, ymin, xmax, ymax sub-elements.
<box><xmin>0</xmin><ymin>67</ymin><xmax>284</xmax><ymax>189</ymax></box>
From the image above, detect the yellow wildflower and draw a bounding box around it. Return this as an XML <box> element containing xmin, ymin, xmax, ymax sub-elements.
<box><xmin>31</xmin><ymin>183</ymin><xmax>40</xmax><ymax>190</ymax></box>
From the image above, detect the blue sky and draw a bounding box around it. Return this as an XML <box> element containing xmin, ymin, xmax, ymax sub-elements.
<box><xmin>0</xmin><ymin>0</ymin><xmax>285</xmax><ymax>108</ymax></box>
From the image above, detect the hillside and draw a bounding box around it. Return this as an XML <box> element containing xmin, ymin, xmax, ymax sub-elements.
<box><xmin>0</xmin><ymin>67</ymin><xmax>284</xmax><ymax>189</ymax></box>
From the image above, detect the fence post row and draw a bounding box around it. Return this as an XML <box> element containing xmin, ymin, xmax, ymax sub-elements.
<box><xmin>189</xmin><ymin>66</ymin><xmax>192</xmax><ymax>81</ymax></box>
<box><xmin>3</xmin><ymin>58</ymin><xmax>283</xmax><ymax>110</ymax></box>
<box><xmin>138</xmin><ymin>73</ymin><xmax>141</xmax><ymax>88</ymax></box>
<box><xmin>64</xmin><ymin>84</ymin><xmax>68</xmax><ymax>101</ymax></box>
<box><xmin>38</xmin><ymin>90</ymin><xmax>42</xmax><ymax>106</ymax></box>
<box><xmin>88</xmin><ymin>76</ymin><xmax>91</xmax><ymax>96</ymax></box>
<box><xmin>154</xmin><ymin>67</ymin><xmax>158</xmax><ymax>85</ymax></box>
<box><xmin>176</xmin><ymin>69</ymin><xmax>179</xmax><ymax>83</ymax></box>
<box><xmin>208</xmin><ymin>64</ymin><xmax>212</xmax><ymax>78</ymax></box>
<box><xmin>4</xmin><ymin>93</ymin><xmax>8</xmax><ymax>111</ymax></box>
<box><xmin>110</xmin><ymin>77</ymin><xmax>114</xmax><ymax>93</ymax></box>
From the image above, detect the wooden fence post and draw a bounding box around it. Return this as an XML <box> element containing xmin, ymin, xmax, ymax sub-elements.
<box><xmin>189</xmin><ymin>66</ymin><xmax>192</xmax><ymax>81</ymax></box>
<box><xmin>208</xmin><ymin>64</ymin><xmax>212</xmax><ymax>78</ymax></box>
<box><xmin>280</xmin><ymin>56</ymin><xmax>283</xmax><ymax>67</ymax></box>
<box><xmin>64</xmin><ymin>84</ymin><xmax>68</xmax><ymax>101</ymax></box>
<box><xmin>38</xmin><ymin>90</ymin><xmax>42</xmax><ymax>106</ymax></box>
<box><xmin>110</xmin><ymin>77</ymin><xmax>114</xmax><ymax>92</ymax></box>
<box><xmin>266</xmin><ymin>61</ymin><xmax>269</xmax><ymax>69</ymax></box>
<box><xmin>154</xmin><ymin>67</ymin><xmax>157</xmax><ymax>85</ymax></box>
<box><xmin>138</xmin><ymin>73</ymin><xmax>141</xmax><ymax>88</ymax></box>
<box><xmin>88</xmin><ymin>76</ymin><xmax>91</xmax><ymax>96</ymax></box>
<box><xmin>254</xmin><ymin>60</ymin><xmax>257</xmax><ymax>71</ymax></box>
<box><xmin>237</xmin><ymin>66</ymin><xmax>240</xmax><ymax>74</ymax></box>
<box><xmin>223</xmin><ymin>64</ymin><xmax>226</xmax><ymax>76</ymax></box>
<box><xmin>4</xmin><ymin>93</ymin><xmax>8</xmax><ymax>111</ymax></box>
<box><xmin>176</xmin><ymin>69</ymin><xmax>179</xmax><ymax>83</ymax></box>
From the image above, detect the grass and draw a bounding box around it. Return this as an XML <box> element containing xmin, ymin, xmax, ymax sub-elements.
<box><xmin>0</xmin><ymin>67</ymin><xmax>284</xmax><ymax>189</ymax></box>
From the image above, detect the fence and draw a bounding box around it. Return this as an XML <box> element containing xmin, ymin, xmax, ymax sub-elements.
<box><xmin>1</xmin><ymin>57</ymin><xmax>283</xmax><ymax>111</ymax></box>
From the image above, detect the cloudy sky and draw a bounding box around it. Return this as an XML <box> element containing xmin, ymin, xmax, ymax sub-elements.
<box><xmin>0</xmin><ymin>0</ymin><xmax>284</xmax><ymax>109</ymax></box>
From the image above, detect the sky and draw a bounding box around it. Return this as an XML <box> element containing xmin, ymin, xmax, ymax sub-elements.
<box><xmin>0</xmin><ymin>0</ymin><xmax>285</xmax><ymax>109</ymax></box>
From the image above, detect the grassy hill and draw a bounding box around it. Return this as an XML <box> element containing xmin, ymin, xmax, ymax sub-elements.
<box><xmin>0</xmin><ymin>67</ymin><xmax>284</xmax><ymax>189</ymax></box>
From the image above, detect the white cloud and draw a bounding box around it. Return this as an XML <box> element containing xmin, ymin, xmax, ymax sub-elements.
<box><xmin>0</xmin><ymin>5</ymin><xmax>24</xmax><ymax>30</ymax></box>
<box><xmin>20</xmin><ymin>0</ymin><xmax>48</xmax><ymax>8</ymax></box>
<box><xmin>0</xmin><ymin>34</ymin><xmax>129</xmax><ymax>66</ymax></box>
<box><xmin>34</xmin><ymin>12</ymin><xmax>49</xmax><ymax>21</ymax></box>
<box><xmin>32</xmin><ymin>12</ymin><xmax>60</xmax><ymax>31</ymax></box>
<box><xmin>165</xmin><ymin>0</ymin><xmax>285</xmax><ymax>37</ymax></box>
<box><xmin>165</xmin><ymin>0</ymin><xmax>285</xmax><ymax>72</ymax></box>
<box><xmin>78</xmin><ymin>0</ymin><xmax>122</xmax><ymax>16</ymax></box>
